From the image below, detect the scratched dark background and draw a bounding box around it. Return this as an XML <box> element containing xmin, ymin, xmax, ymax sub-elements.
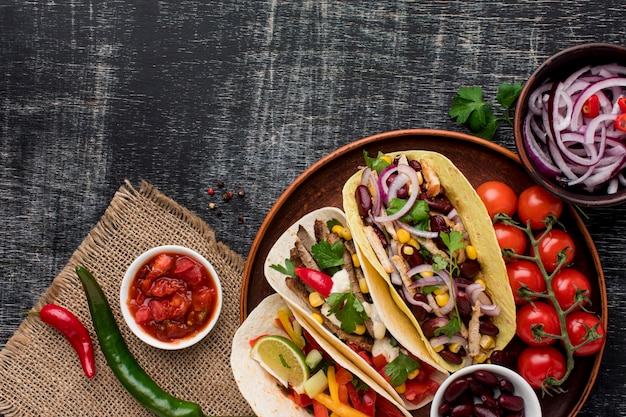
<box><xmin>2</xmin><ymin>1</ymin><xmax>626</xmax><ymax>416</ymax></box>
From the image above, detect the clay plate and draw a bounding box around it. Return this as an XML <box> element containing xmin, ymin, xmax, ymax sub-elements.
<box><xmin>240</xmin><ymin>128</ymin><xmax>606</xmax><ymax>417</ymax></box>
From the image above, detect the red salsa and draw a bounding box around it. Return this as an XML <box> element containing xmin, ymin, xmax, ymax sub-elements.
<box><xmin>128</xmin><ymin>252</ymin><xmax>218</xmax><ymax>342</ymax></box>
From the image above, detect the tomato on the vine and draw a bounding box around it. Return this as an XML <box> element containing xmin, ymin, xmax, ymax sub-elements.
<box><xmin>476</xmin><ymin>181</ymin><xmax>518</xmax><ymax>220</ymax></box>
<box><xmin>533</xmin><ymin>229</ymin><xmax>576</xmax><ymax>273</ymax></box>
<box><xmin>565</xmin><ymin>311</ymin><xmax>606</xmax><ymax>356</ymax></box>
<box><xmin>494</xmin><ymin>223</ymin><xmax>527</xmax><ymax>261</ymax></box>
<box><xmin>517</xmin><ymin>185</ymin><xmax>563</xmax><ymax>230</ymax></box>
<box><xmin>517</xmin><ymin>345</ymin><xmax>567</xmax><ymax>390</ymax></box>
<box><xmin>551</xmin><ymin>268</ymin><xmax>592</xmax><ymax>311</ymax></box>
<box><xmin>506</xmin><ymin>260</ymin><xmax>546</xmax><ymax>305</ymax></box>
<box><xmin>516</xmin><ymin>301</ymin><xmax>560</xmax><ymax>346</ymax></box>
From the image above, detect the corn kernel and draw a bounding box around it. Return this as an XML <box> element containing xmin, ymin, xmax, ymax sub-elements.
<box><xmin>402</xmin><ymin>245</ymin><xmax>414</xmax><ymax>257</ymax></box>
<box><xmin>397</xmin><ymin>228</ymin><xmax>411</xmax><ymax>244</ymax></box>
<box><xmin>420</xmin><ymin>270</ymin><xmax>434</xmax><ymax>278</ymax></box>
<box><xmin>381</xmin><ymin>155</ymin><xmax>392</xmax><ymax>164</ymax></box>
<box><xmin>310</xmin><ymin>313</ymin><xmax>324</xmax><ymax>324</ymax></box>
<box><xmin>351</xmin><ymin>253</ymin><xmax>361</xmax><ymax>268</ymax></box>
<box><xmin>408</xmin><ymin>238</ymin><xmax>419</xmax><ymax>248</ymax></box>
<box><xmin>432</xmin><ymin>343</ymin><xmax>445</xmax><ymax>353</ymax></box>
<box><xmin>479</xmin><ymin>335</ymin><xmax>496</xmax><ymax>350</ymax></box>
<box><xmin>359</xmin><ymin>278</ymin><xmax>369</xmax><ymax>294</ymax></box>
<box><xmin>309</xmin><ymin>292</ymin><xmax>325</xmax><ymax>308</ymax></box>
<box><xmin>417</xmin><ymin>171</ymin><xmax>424</xmax><ymax>185</ymax></box>
<box><xmin>474</xmin><ymin>352</ymin><xmax>489</xmax><ymax>364</ymax></box>
<box><xmin>395</xmin><ymin>382</ymin><xmax>406</xmax><ymax>394</ymax></box>
<box><xmin>465</xmin><ymin>245</ymin><xmax>478</xmax><ymax>260</ymax></box>
<box><xmin>435</xmin><ymin>292</ymin><xmax>450</xmax><ymax>307</ymax></box>
<box><xmin>475</xmin><ymin>279</ymin><xmax>486</xmax><ymax>289</ymax></box>
<box><xmin>448</xmin><ymin>342</ymin><xmax>462</xmax><ymax>353</ymax></box>
<box><xmin>354</xmin><ymin>323</ymin><xmax>366</xmax><ymax>335</ymax></box>
<box><xmin>433</xmin><ymin>286</ymin><xmax>448</xmax><ymax>296</ymax></box>
<box><xmin>407</xmin><ymin>369</ymin><xmax>420</xmax><ymax>380</ymax></box>
<box><xmin>341</xmin><ymin>227</ymin><xmax>352</xmax><ymax>241</ymax></box>
<box><xmin>331</xmin><ymin>225</ymin><xmax>343</xmax><ymax>235</ymax></box>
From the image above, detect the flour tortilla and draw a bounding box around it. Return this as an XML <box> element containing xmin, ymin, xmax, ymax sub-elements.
<box><xmin>264</xmin><ymin>207</ymin><xmax>448</xmax><ymax>410</ymax></box>
<box><xmin>231</xmin><ymin>293</ymin><xmax>412</xmax><ymax>417</ymax></box>
<box><xmin>342</xmin><ymin>150</ymin><xmax>516</xmax><ymax>373</ymax></box>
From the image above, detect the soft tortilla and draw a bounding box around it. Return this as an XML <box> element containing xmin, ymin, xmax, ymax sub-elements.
<box><xmin>341</xmin><ymin>150</ymin><xmax>516</xmax><ymax>373</ymax></box>
<box><xmin>263</xmin><ymin>207</ymin><xmax>448</xmax><ymax>410</ymax></box>
<box><xmin>231</xmin><ymin>293</ymin><xmax>412</xmax><ymax>417</ymax></box>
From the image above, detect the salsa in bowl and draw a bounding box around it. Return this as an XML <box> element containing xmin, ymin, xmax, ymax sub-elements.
<box><xmin>120</xmin><ymin>245</ymin><xmax>222</xmax><ymax>349</ymax></box>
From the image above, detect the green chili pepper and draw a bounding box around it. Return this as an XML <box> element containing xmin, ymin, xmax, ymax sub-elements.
<box><xmin>75</xmin><ymin>265</ymin><xmax>206</xmax><ymax>417</ymax></box>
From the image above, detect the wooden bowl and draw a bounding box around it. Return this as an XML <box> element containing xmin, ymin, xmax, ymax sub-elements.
<box><xmin>513</xmin><ymin>42</ymin><xmax>626</xmax><ymax>207</ymax></box>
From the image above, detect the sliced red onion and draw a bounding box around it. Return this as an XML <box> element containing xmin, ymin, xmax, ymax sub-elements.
<box><xmin>396</xmin><ymin>221</ymin><xmax>439</xmax><ymax>239</ymax></box>
<box><xmin>480</xmin><ymin>303</ymin><xmax>502</xmax><ymax>317</ymax></box>
<box><xmin>407</xmin><ymin>263</ymin><xmax>434</xmax><ymax>278</ymax></box>
<box><xmin>430</xmin><ymin>335</ymin><xmax>467</xmax><ymax>350</ymax></box>
<box><xmin>408</xmin><ymin>274</ymin><xmax>443</xmax><ymax>288</ymax></box>
<box><xmin>374</xmin><ymin>165</ymin><xmax>420</xmax><ymax>223</ymax></box>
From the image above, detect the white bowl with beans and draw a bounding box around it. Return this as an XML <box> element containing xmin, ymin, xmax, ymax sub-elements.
<box><xmin>430</xmin><ymin>364</ymin><xmax>542</xmax><ymax>417</ymax></box>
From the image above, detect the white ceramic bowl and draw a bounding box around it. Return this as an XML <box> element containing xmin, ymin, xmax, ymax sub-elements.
<box><xmin>430</xmin><ymin>364</ymin><xmax>542</xmax><ymax>417</ymax></box>
<box><xmin>120</xmin><ymin>245</ymin><xmax>222</xmax><ymax>350</ymax></box>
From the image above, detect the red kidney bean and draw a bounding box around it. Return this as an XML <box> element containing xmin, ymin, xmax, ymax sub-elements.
<box><xmin>456</xmin><ymin>291</ymin><xmax>472</xmax><ymax>318</ymax></box>
<box><xmin>401</xmin><ymin>243</ymin><xmax>424</xmax><ymax>267</ymax></box>
<box><xmin>439</xmin><ymin>349</ymin><xmax>463</xmax><ymax>365</ymax></box>
<box><xmin>355</xmin><ymin>185</ymin><xmax>372</xmax><ymax>218</ymax></box>
<box><xmin>444</xmin><ymin>378</ymin><xmax>470</xmax><ymax>402</ymax></box>
<box><xmin>473</xmin><ymin>370</ymin><xmax>500</xmax><ymax>387</ymax></box>
<box><xmin>411</xmin><ymin>293</ymin><xmax>429</xmax><ymax>321</ymax></box>
<box><xmin>422</xmin><ymin>317</ymin><xmax>448</xmax><ymax>339</ymax></box>
<box><xmin>472</xmin><ymin>404</ymin><xmax>501</xmax><ymax>417</ymax></box>
<box><xmin>438</xmin><ymin>401</ymin><xmax>452</xmax><ymax>416</ymax></box>
<box><xmin>425</xmin><ymin>194</ymin><xmax>453</xmax><ymax>212</ymax></box>
<box><xmin>468</xmin><ymin>376</ymin><xmax>493</xmax><ymax>398</ymax></box>
<box><xmin>459</xmin><ymin>259</ymin><xmax>481</xmax><ymax>278</ymax></box>
<box><xmin>479</xmin><ymin>320</ymin><xmax>500</xmax><ymax>336</ymax></box>
<box><xmin>489</xmin><ymin>350</ymin><xmax>517</xmax><ymax>370</ymax></box>
<box><xmin>498</xmin><ymin>378</ymin><xmax>515</xmax><ymax>394</ymax></box>
<box><xmin>498</xmin><ymin>394</ymin><xmax>524</xmax><ymax>412</ymax></box>
<box><xmin>409</xmin><ymin>159</ymin><xmax>422</xmax><ymax>172</ymax></box>
<box><xmin>480</xmin><ymin>394</ymin><xmax>499</xmax><ymax>409</ymax></box>
<box><xmin>450</xmin><ymin>404</ymin><xmax>473</xmax><ymax>417</ymax></box>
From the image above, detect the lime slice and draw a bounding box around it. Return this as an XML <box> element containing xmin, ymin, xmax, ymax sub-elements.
<box><xmin>250</xmin><ymin>335</ymin><xmax>310</xmax><ymax>392</ymax></box>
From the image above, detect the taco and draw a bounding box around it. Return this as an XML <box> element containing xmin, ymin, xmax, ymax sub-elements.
<box><xmin>341</xmin><ymin>150</ymin><xmax>516</xmax><ymax>373</ymax></box>
<box><xmin>264</xmin><ymin>207</ymin><xmax>447</xmax><ymax>410</ymax></box>
<box><xmin>231</xmin><ymin>293</ymin><xmax>412</xmax><ymax>417</ymax></box>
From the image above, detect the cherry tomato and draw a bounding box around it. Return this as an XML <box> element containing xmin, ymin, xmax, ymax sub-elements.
<box><xmin>494</xmin><ymin>223</ymin><xmax>528</xmax><ymax>261</ymax></box>
<box><xmin>476</xmin><ymin>181</ymin><xmax>518</xmax><ymax>220</ymax></box>
<box><xmin>506</xmin><ymin>260</ymin><xmax>546</xmax><ymax>305</ymax></box>
<box><xmin>551</xmin><ymin>268</ymin><xmax>592</xmax><ymax>311</ymax></box>
<box><xmin>517</xmin><ymin>185</ymin><xmax>563</xmax><ymax>230</ymax></box>
<box><xmin>565</xmin><ymin>311</ymin><xmax>606</xmax><ymax>356</ymax></box>
<box><xmin>516</xmin><ymin>301</ymin><xmax>560</xmax><ymax>346</ymax></box>
<box><xmin>533</xmin><ymin>229</ymin><xmax>576</xmax><ymax>273</ymax></box>
<box><xmin>517</xmin><ymin>345</ymin><xmax>567</xmax><ymax>390</ymax></box>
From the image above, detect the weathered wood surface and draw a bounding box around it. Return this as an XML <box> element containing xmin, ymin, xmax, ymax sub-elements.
<box><xmin>1</xmin><ymin>1</ymin><xmax>625</xmax><ymax>415</ymax></box>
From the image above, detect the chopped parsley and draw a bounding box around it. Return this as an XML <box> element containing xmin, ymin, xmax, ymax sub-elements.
<box><xmin>326</xmin><ymin>292</ymin><xmax>368</xmax><ymax>334</ymax></box>
<box><xmin>384</xmin><ymin>352</ymin><xmax>421</xmax><ymax>386</ymax></box>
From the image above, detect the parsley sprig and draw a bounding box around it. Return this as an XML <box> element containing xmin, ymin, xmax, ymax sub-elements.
<box><xmin>449</xmin><ymin>82</ymin><xmax>522</xmax><ymax>140</ymax></box>
<box><xmin>326</xmin><ymin>292</ymin><xmax>368</xmax><ymax>334</ymax></box>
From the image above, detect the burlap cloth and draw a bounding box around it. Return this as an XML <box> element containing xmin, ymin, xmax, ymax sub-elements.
<box><xmin>0</xmin><ymin>180</ymin><xmax>255</xmax><ymax>417</ymax></box>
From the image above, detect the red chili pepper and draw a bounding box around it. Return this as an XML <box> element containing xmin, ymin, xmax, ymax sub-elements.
<box><xmin>615</xmin><ymin>113</ymin><xmax>626</xmax><ymax>132</ymax></box>
<box><xmin>618</xmin><ymin>97</ymin><xmax>626</xmax><ymax>113</ymax></box>
<box><xmin>582</xmin><ymin>94</ymin><xmax>600</xmax><ymax>118</ymax></box>
<box><xmin>294</xmin><ymin>267</ymin><xmax>333</xmax><ymax>297</ymax></box>
<box><xmin>37</xmin><ymin>304</ymin><xmax>96</xmax><ymax>378</ymax></box>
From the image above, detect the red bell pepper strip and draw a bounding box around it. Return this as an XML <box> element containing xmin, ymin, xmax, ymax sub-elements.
<box><xmin>294</xmin><ymin>267</ymin><xmax>333</xmax><ymax>297</ymax></box>
<box><xmin>36</xmin><ymin>304</ymin><xmax>96</xmax><ymax>378</ymax></box>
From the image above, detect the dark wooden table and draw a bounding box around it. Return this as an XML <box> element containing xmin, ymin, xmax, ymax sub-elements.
<box><xmin>2</xmin><ymin>2</ymin><xmax>625</xmax><ymax>416</ymax></box>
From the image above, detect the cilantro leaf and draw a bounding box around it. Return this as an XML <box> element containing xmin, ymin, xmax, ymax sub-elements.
<box><xmin>497</xmin><ymin>82</ymin><xmax>523</xmax><ymax>109</ymax></box>
<box><xmin>326</xmin><ymin>292</ymin><xmax>368</xmax><ymax>334</ymax></box>
<box><xmin>434</xmin><ymin>315</ymin><xmax>462</xmax><ymax>338</ymax></box>
<box><xmin>439</xmin><ymin>231</ymin><xmax>467</xmax><ymax>276</ymax></box>
<box><xmin>386</xmin><ymin>198</ymin><xmax>430</xmax><ymax>229</ymax></box>
<box><xmin>384</xmin><ymin>352</ymin><xmax>421</xmax><ymax>386</ymax></box>
<box><xmin>312</xmin><ymin>240</ymin><xmax>345</xmax><ymax>269</ymax></box>
<box><xmin>270</xmin><ymin>259</ymin><xmax>296</xmax><ymax>277</ymax></box>
<box><xmin>431</xmin><ymin>254</ymin><xmax>448</xmax><ymax>272</ymax></box>
<box><xmin>450</xmin><ymin>82</ymin><xmax>522</xmax><ymax>140</ymax></box>
<box><xmin>363</xmin><ymin>150</ymin><xmax>391</xmax><ymax>174</ymax></box>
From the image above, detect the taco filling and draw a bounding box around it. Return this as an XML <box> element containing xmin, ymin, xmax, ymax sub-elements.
<box><xmin>268</xmin><ymin>213</ymin><xmax>443</xmax><ymax>408</ymax></box>
<box><xmin>344</xmin><ymin>151</ymin><xmax>514</xmax><ymax>369</ymax></box>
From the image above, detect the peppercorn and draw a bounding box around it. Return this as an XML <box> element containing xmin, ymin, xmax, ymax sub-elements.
<box><xmin>216</xmin><ymin>180</ymin><xmax>225</xmax><ymax>188</ymax></box>
<box><xmin>215</xmin><ymin>209</ymin><xmax>222</xmax><ymax>216</ymax></box>
<box><xmin>237</xmin><ymin>188</ymin><xmax>245</xmax><ymax>197</ymax></box>
<box><xmin>222</xmin><ymin>192</ymin><xmax>232</xmax><ymax>202</ymax></box>
<box><xmin>208</xmin><ymin>202</ymin><xmax>216</xmax><ymax>210</ymax></box>
<box><xmin>238</xmin><ymin>215</ymin><xmax>244</xmax><ymax>224</ymax></box>
<box><xmin>207</xmin><ymin>188</ymin><xmax>215</xmax><ymax>196</ymax></box>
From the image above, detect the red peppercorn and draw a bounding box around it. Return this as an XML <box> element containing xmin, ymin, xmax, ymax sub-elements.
<box><xmin>207</xmin><ymin>188</ymin><xmax>215</xmax><ymax>195</ymax></box>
